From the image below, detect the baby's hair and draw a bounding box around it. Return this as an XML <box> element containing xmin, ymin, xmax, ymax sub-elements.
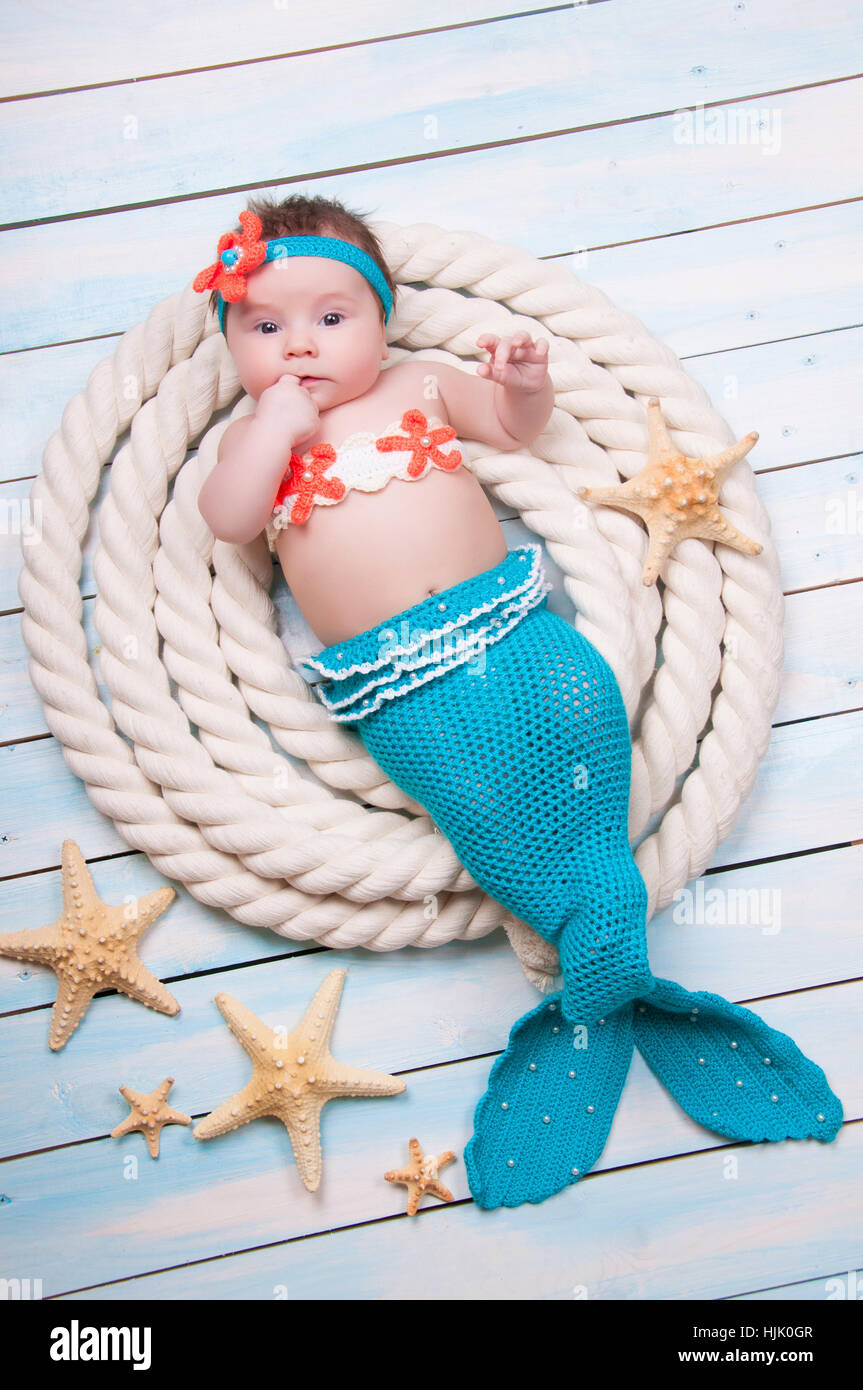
<box><xmin>209</xmin><ymin>193</ymin><xmax>397</xmax><ymax>328</ymax></box>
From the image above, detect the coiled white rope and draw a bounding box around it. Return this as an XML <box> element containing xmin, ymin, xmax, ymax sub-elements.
<box><xmin>19</xmin><ymin>221</ymin><xmax>782</xmax><ymax>990</ymax></box>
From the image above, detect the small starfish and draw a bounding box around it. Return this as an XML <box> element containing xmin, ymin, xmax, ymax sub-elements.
<box><xmin>110</xmin><ymin>1077</ymin><xmax>192</xmax><ymax>1158</ymax></box>
<box><xmin>578</xmin><ymin>397</ymin><xmax>762</xmax><ymax>585</ymax></box>
<box><xmin>385</xmin><ymin>1137</ymin><xmax>456</xmax><ymax>1215</ymax></box>
<box><xmin>0</xmin><ymin>840</ymin><xmax>179</xmax><ymax>1050</ymax></box>
<box><xmin>194</xmin><ymin>970</ymin><xmax>406</xmax><ymax>1192</ymax></box>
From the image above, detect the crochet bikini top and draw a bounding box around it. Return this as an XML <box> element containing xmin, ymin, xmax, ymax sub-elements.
<box><xmin>270</xmin><ymin>408</ymin><xmax>463</xmax><ymax>528</ymax></box>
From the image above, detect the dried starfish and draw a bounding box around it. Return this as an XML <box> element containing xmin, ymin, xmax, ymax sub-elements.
<box><xmin>385</xmin><ymin>1137</ymin><xmax>456</xmax><ymax>1215</ymax></box>
<box><xmin>194</xmin><ymin>970</ymin><xmax>405</xmax><ymax>1192</ymax></box>
<box><xmin>0</xmin><ymin>840</ymin><xmax>179</xmax><ymax>1050</ymax></box>
<box><xmin>578</xmin><ymin>396</ymin><xmax>762</xmax><ymax>585</ymax></box>
<box><xmin>110</xmin><ymin>1077</ymin><xmax>192</xmax><ymax>1158</ymax></box>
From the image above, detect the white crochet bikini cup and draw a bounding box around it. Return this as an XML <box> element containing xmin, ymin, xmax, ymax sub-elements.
<box><xmin>269</xmin><ymin>409</ymin><xmax>464</xmax><ymax>530</ymax></box>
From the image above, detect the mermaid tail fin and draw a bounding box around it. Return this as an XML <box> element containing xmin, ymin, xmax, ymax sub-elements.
<box><xmin>632</xmin><ymin>976</ymin><xmax>843</xmax><ymax>1143</ymax></box>
<box><xmin>464</xmin><ymin>973</ymin><xmax>843</xmax><ymax>1210</ymax></box>
<box><xmin>464</xmin><ymin>990</ymin><xmax>636</xmax><ymax>1209</ymax></box>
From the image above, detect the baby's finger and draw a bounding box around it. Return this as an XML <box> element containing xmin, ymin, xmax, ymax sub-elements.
<box><xmin>508</xmin><ymin>332</ymin><xmax>534</xmax><ymax>363</ymax></box>
<box><xmin>494</xmin><ymin>337</ymin><xmax>513</xmax><ymax>372</ymax></box>
<box><xmin>517</xmin><ymin>337</ymin><xmax>548</xmax><ymax>362</ymax></box>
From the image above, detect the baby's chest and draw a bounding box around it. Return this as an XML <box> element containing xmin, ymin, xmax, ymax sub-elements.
<box><xmin>278</xmin><ymin>407</ymin><xmax>462</xmax><ymax>519</ymax></box>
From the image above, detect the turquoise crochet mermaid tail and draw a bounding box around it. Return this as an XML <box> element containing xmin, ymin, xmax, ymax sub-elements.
<box><xmin>303</xmin><ymin>546</ymin><xmax>843</xmax><ymax>1209</ymax></box>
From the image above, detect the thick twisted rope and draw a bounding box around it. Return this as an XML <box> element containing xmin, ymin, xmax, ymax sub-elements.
<box><xmin>18</xmin><ymin>221</ymin><xmax>782</xmax><ymax>989</ymax></box>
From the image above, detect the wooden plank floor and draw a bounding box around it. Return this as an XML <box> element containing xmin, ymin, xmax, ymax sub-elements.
<box><xmin>1</xmin><ymin>0</ymin><xmax>861</xmax><ymax>1301</ymax></box>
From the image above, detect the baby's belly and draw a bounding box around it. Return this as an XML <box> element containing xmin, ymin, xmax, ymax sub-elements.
<box><xmin>276</xmin><ymin>466</ymin><xmax>509</xmax><ymax>646</ymax></box>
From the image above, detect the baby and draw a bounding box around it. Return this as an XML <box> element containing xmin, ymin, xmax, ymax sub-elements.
<box><xmin>196</xmin><ymin>194</ymin><xmax>554</xmax><ymax>647</ymax></box>
<box><xmin>192</xmin><ymin>196</ymin><xmax>842</xmax><ymax>1212</ymax></box>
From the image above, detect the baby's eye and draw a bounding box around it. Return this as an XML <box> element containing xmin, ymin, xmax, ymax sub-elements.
<box><xmin>256</xmin><ymin>321</ymin><xmax>279</xmax><ymax>334</ymax></box>
<box><xmin>321</xmin><ymin>312</ymin><xmax>344</xmax><ymax>327</ymax></box>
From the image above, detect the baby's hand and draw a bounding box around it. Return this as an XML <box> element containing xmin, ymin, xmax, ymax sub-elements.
<box><xmin>476</xmin><ymin>332</ymin><xmax>549</xmax><ymax>392</ymax></box>
<box><xmin>255</xmin><ymin>375</ymin><xmax>320</xmax><ymax>448</ymax></box>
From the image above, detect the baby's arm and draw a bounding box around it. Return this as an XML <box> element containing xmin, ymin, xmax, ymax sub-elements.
<box><xmin>197</xmin><ymin>379</ymin><xmax>318</xmax><ymax>544</ymax></box>
<box><xmin>430</xmin><ymin>333</ymin><xmax>554</xmax><ymax>450</ymax></box>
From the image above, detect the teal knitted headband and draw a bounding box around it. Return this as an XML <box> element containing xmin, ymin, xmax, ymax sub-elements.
<box><xmin>192</xmin><ymin>211</ymin><xmax>393</xmax><ymax>334</ymax></box>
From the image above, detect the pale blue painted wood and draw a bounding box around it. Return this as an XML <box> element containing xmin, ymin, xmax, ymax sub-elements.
<box><xmin>63</xmin><ymin>1241</ymin><xmax>863</xmax><ymax>1302</ymax></box>
<box><xmin>54</xmin><ymin>1123</ymin><xmax>859</xmax><ymax>1300</ymax></box>
<box><xmin>646</xmin><ymin>844</ymin><xmax>863</xmax><ymax>998</ymax></box>
<box><xmin>774</xmin><ymin>583</ymin><xmax>862</xmax><ymax>721</ymax></box>
<box><xmin>52</xmin><ymin>1120</ymin><xmax>857</xmax><ymax>1302</ymax></box>
<box><xmin>2</xmin><ymin>1008</ymin><xmax>856</xmax><ymax>1298</ymax></box>
<box><xmin>729</xmin><ymin>1269</ymin><xmax>862</xmax><ymax>1300</ymax></box>
<box><xmin>580</xmin><ymin>201</ymin><xmax>863</xmax><ymax>359</ymax></box>
<box><xmin>755</xmin><ymin>456</ymin><xmax>863</xmax><ymax>591</ymax></box>
<box><xmin>4</xmin><ymin>3</ymin><xmax>862</xmax><ymax>221</ymax></box>
<box><xmin>3</xmin><ymin>78</ymin><xmax>863</xmax><ymax>352</ymax></box>
<box><xmin>4</xmin><ymin>200</ymin><xmax>861</xmax><ymax>486</ymax></box>
<box><xmin>6</xmin><ymin>2</ymin><xmax>861</xmax><ymax>221</ymax></box>
<box><xmin>681</xmin><ymin>326</ymin><xmax>863</xmax><ymax>471</ymax></box>
<box><xmin>0</xmin><ymin>737</ymin><xmax>132</xmax><ymax>869</ymax></box>
<box><xmin>2</xmin><ymin>0</ymin><xmax>552</xmax><ymax>97</ymax></box>
<box><xmin>0</xmin><ymin>336</ymin><xmax>120</xmax><ymax>486</ymax></box>
<box><xmin>706</xmin><ymin>709</ymin><xmax>863</xmax><ymax>867</ymax></box>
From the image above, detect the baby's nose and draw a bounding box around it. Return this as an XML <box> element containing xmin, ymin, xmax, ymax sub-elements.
<box><xmin>282</xmin><ymin>328</ymin><xmax>316</xmax><ymax>356</ymax></box>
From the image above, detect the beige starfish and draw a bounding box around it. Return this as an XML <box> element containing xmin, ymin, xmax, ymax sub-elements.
<box><xmin>578</xmin><ymin>396</ymin><xmax>762</xmax><ymax>585</ymax></box>
<box><xmin>194</xmin><ymin>970</ymin><xmax>405</xmax><ymax>1192</ymax></box>
<box><xmin>110</xmin><ymin>1077</ymin><xmax>192</xmax><ymax>1158</ymax></box>
<box><xmin>385</xmin><ymin>1137</ymin><xmax>456</xmax><ymax>1215</ymax></box>
<box><xmin>0</xmin><ymin>840</ymin><xmax>179</xmax><ymax>1050</ymax></box>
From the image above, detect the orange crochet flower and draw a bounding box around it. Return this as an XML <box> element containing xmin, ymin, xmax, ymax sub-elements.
<box><xmin>192</xmin><ymin>210</ymin><xmax>267</xmax><ymax>302</ymax></box>
<box><xmin>275</xmin><ymin>445</ymin><xmax>346</xmax><ymax>525</ymax></box>
<box><xmin>375</xmin><ymin>409</ymin><xmax>462</xmax><ymax>477</ymax></box>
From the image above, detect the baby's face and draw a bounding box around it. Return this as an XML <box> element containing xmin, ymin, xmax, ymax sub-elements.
<box><xmin>224</xmin><ymin>254</ymin><xmax>388</xmax><ymax>410</ymax></box>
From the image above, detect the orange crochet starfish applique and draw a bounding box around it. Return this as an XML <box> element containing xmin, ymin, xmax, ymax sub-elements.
<box><xmin>375</xmin><ymin>409</ymin><xmax>462</xmax><ymax>477</ymax></box>
<box><xmin>192</xmin><ymin>209</ymin><xmax>267</xmax><ymax>303</ymax></box>
<box><xmin>275</xmin><ymin>444</ymin><xmax>346</xmax><ymax>524</ymax></box>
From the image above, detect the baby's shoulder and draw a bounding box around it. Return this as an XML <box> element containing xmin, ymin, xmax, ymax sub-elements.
<box><xmin>216</xmin><ymin>409</ymin><xmax>255</xmax><ymax>460</ymax></box>
<box><xmin>387</xmin><ymin>355</ymin><xmax>464</xmax><ymax>393</ymax></box>
<box><xmin>382</xmin><ymin>356</ymin><xmax>479</xmax><ymax>424</ymax></box>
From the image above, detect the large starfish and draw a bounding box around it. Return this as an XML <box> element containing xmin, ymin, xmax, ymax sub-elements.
<box><xmin>194</xmin><ymin>970</ymin><xmax>406</xmax><ymax>1192</ymax></box>
<box><xmin>111</xmin><ymin>1077</ymin><xmax>192</xmax><ymax>1158</ymax></box>
<box><xmin>578</xmin><ymin>396</ymin><xmax>762</xmax><ymax>585</ymax></box>
<box><xmin>384</xmin><ymin>1137</ymin><xmax>456</xmax><ymax>1215</ymax></box>
<box><xmin>0</xmin><ymin>840</ymin><xmax>179</xmax><ymax>1050</ymax></box>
